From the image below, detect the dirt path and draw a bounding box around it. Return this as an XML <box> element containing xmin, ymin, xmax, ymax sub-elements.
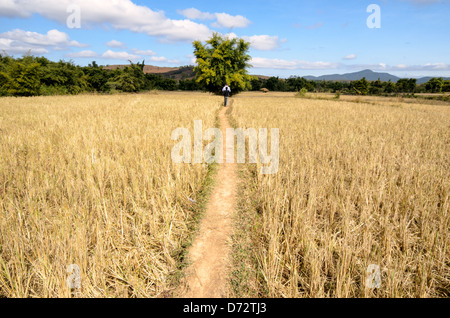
<box><xmin>177</xmin><ymin>105</ymin><xmax>237</xmax><ymax>298</ymax></box>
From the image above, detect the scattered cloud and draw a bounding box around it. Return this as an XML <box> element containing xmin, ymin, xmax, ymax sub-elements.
<box><xmin>186</xmin><ymin>54</ymin><xmax>196</xmax><ymax>64</ymax></box>
<box><xmin>391</xmin><ymin>63</ymin><xmax>450</xmax><ymax>71</ymax></box>
<box><xmin>346</xmin><ymin>62</ymin><xmax>450</xmax><ymax>72</ymax></box>
<box><xmin>250</xmin><ymin>57</ymin><xmax>298</xmax><ymax>70</ymax></box>
<box><xmin>65</xmin><ymin>48</ymin><xmax>178</xmax><ymax>64</ymax></box>
<box><xmin>212</xmin><ymin>13</ymin><xmax>251</xmax><ymax>28</ymax></box>
<box><xmin>250</xmin><ymin>57</ymin><xmax>450</xmax><ymax>73</ymax></box>
<box><xmin>0</xmin><ymin>0</ymin><xmax>213</xmax><ymax>42</ymax></box>
<box><xmin>250</xmin><ymin>57</ymin><xmax>340</xmax><ymax>70</ymax></box>
<box><xmin>0</xmin><ymin>38</ymin><xmax>49</xmax><ymax>54</ymax></box>
<box><xmin>178</xmin><ymin>8</ymin><xmax>251</xmax><ymax>28</ymax></box>
<box><xmin>343</xmin><ymin>54</ymin><xmax>357</xmax><ymax>60</ymax></box>
<box><xmin>101</xmin><ymin>50</ymin><xmax>140</xmax><ymax>61</ymax></box>
<box><xmin>1</xmin><ymin>1</ymin><xmax>447</xmax><ymax>76</ymax></box>
<box><xmin>130</xmin><ymin>49</ymin><xmax>157</xmax><ymax>56</ymax></box>
<box><xmin>345</xmin><ymin>63</ymin><xmax>388</xmax><ymax>71</ymax></box>
<box><xmin>243</xmin><ymin>35</ymin><xmax>285</xmax><ymax>51</ymax></box>
<box><xmin>66</xmin><ymin>50</ymin><xmax>98</xmax><ymax>58</ymax></box>
<box><xmin>105</xmin><ymin>40</ymin><xmax>126</xmax><ymax>48</ymax></box>
<box><xmin>146</xmin><ymin>56</ymin><xmax>167</xmax><ymax>62</ymax></box>
<box><xmin>177</xmin><ymin>8</ymin><xmax>215</xmax><ymax>20</ymax></box>
<box><xmin>225</xmin><ymin>33</ymin><xmax>285</xmax><ymax>51</ymax></box>
<box><xmin>0</xmin><ymin>29</ymin><xmax>87</xmax><ymax>55</ymax></box>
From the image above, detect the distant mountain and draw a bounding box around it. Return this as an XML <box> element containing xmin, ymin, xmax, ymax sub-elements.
<box><xmin>103</xmin><ymin>65</ymin><xmax>448</xmax><ymax>84</ymax></box>
<box><xmin>303</xmin><ymin>69</ymin><xmax>400</xmax><ymax>82</ymax></box>
<box><xmin>415</xmin><ymin>76</ymin><xmax>450</xmax><ymax>84</ymax></box>
<box><xmin>303</xmin><ymin>69</ymin><xmax>450</xmax><ymax>84</ymax></box>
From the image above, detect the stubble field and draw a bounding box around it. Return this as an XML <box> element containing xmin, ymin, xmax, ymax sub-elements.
<box><xmin>230</xmin><ymin>92</ymin><xmax>449</xmax><ymax>297</ymax></box>
<box><xmin>0</xmin><ymin>91</ymin><xmax>448</xmax><ymax>298</ymax></box>
<box><xmin>0</xmin><ymin>92</ymin><xmax>219</xmax><ymax>297</ymax></box>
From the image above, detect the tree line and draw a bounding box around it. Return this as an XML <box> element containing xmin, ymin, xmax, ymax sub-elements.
<box><xmin>1</xmin><ymin>53</ymin><xmax>449</xmax><ymax>97</ymax></box>
<box><xmin>0</xmin><ymin>54</ymin><xmax>200</xmax><ymax>97</ymax></box>
<box><xmin>251</xmin><ymin>76</ymin><xmax>450</xmax><ymax>95</ymax></box>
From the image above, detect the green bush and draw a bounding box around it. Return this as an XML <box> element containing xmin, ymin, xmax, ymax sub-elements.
<box><xmin>39</xmin><ymin>84</ymin><xmax>68</xmax><ymax>96</ymax></box>
<box><xmin>296</xmin><ymin>87</ymin><xmax>308</xmax><ymax>97</ymax></box>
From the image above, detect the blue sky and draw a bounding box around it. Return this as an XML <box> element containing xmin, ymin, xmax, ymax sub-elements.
<box><xmin>1</xmin><ymin>0</ymin><xmax>449</xmax><ymax>78</ymax></box>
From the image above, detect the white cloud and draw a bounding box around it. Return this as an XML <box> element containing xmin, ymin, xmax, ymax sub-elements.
<box><xmin>0</xmin><ymin>29</ymin><xmax>87</xmax><ymax>55</ymax></box>
<box><xmin>396</xmin><ymin>64</ymin><xmax>408</xmax><ymax>69</ymax></box>
<box><xmin>106</xmin><ymin>40</ymin><xmax>126</xmax><ymax>48</ymax></box>
<box><xmin>130</xmin><ymin>49</ymin><xmax>157</xmax><ymax>56</ymax></box>
<box><xmin>225</xmin><ymin>33</ymin><xmax>284</xmax><ymax>51</ymax></box>
<box><xmin>1</xmin><ymin>29</ymin><xmax>85</xmax><ymax>47</ymax></box>
<box><xmin>346</xmin><ymin>62</ymin><xmax>450</xmax><ymax>72</ymax></box>
<box><xmin>248</xmin><ymin>57</ymin><xmax>450</xmax><ymax>75</ymax></box>
<box><xmin>391</xmin><ymin>63</ymin><xmax>450</xmax><ymax>71</ymax></box>
<box><xmin>250</xmin><ymin>57</ymin><xmax>450</xmax><ymax>73</ymax></box>
<box><xmin>179</xmin><ymin>8</ymin><xmax>251</xmax><ymax>28</ymax></box>
<box><xmin>143</xmin><ymin>56</ymin><xmax>182</xmax><ymax>64</ymax></box>
<box><xmin>212</xmin><ymin>13</ymin><xmax>251</xmax><ymax>28</ymax></box>
<box><xmin>101</xmin><ymin>50</ymin><xmax>140</xmax><ymax>61</ymax></box>
<box><xmin>346</xmin><ymin>63</ymin><xmax>387</xmax><ymax>71</ymax></box>
<box><xmin>65</xmin><ymin>49</ymin><xmax>180</xmax><ymax>65</ymax></box>
<box><xmin>251</xmin><ymin>57</ymin><xmax>298</xmax><ymax>70</ymax></box>
<box><xmin>243</xmin><ymin>35</ymin><xmax>283</xmax><ymax>51</ymax></box>
<box><xmin>0</xmin><ymin>0</ymin><xmax>32</xmax><ymax>18</ymax></box>
<box><xmin>146</xmin><ymin>56</ymin><xmax>167</xmax><ymax>62</ymax></box>
<box><xmin>0</xmin><ymin>38</ymin><xmax>49</xmax><ymax>54</ymax></box>
<box><xmin>0</xmin><ymin>0</ymin><xmax>213</xmax><ymax>42</ymax></box>
<box><xmin>177</xmin><ymin>8</ymin><xmax>215</xmax><ymax>20</ymax></box>
<box><xmin>423</xmin><ymin>63</ymin><xmax>449</xmax><ymax>70</ymax></box>
<box><xmin>300</xmin><ymin>61</ymin><xmax>341</xmax><ymax>70</ymax></box>
<box><xmin>251</xmin><ymin>57</ymin><xmax>340</xmax><ymax>70</ymax></box>
<box><xmin>66</xmin><ymin>50</ymin><xmax>98</xmax><ymax>58</ymax></box>
<box><xmin>186</xmin><ymin>54</ymin><xmax>196</xmax><ymax>64</ymax></box>
<box><xmin>343</xmin><ymin>54</ymin><xmax>357</xmax><ymax>60</ymax></box>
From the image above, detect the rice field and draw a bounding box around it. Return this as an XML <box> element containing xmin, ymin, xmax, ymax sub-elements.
<box><xmin>1</xmin><ymin>91</ymin><xmax>448</xmax><ymax>298</ymax></box>
<box><xmin>230</xmin><ymin>93</ymin><xmax>449</xmax><ymax>297</ymax></box>
<box><xmin>0</xmin><ymin>92</ymin><xmax>220</xmax><ymax>297</ymax></box>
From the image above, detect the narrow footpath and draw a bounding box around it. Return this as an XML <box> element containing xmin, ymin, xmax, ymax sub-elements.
<box><xmin>178</xmin><ymin>105</ymin><xmax>237</xmax><ymax>298</ymax></box>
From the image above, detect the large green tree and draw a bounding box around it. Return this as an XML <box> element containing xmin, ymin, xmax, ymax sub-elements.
<box><xmin>396</xmin><ymin>78</ymin><xmax>416</xmax><ymax>93</ymax></box>
<box><xmin>350</xmin><ymin>77</ymin><xmax>369</xmax><ymax>95</ymax></box>
<box><xmin>193</xmin><ymin>33</ymin><xmax>254</xmax><ymax>94</ymax></box>
<box><xmin>109</xmin><ymin>60</ymin><xmax>146</xmax><ymax>93</ymax></box>
<box><xmin>425</xmin><ymin>77</ymin><xmax>444</xmax><ymax>93</ymax></box>
<box><xmin>1</xmin><ymin>56</ymin><xmax>41</xmax><ymax>96</ymax></box>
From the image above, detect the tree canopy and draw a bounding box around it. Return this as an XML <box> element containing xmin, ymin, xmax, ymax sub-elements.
<box><xmin>193</xmin><ymin>33</ymin><xmax>254</xmax><ymax>94</ymax></box>
<box><xmin>1</xmin><ymin>53</ymin><xmax>449</xmax><ymax>98</ymax></box>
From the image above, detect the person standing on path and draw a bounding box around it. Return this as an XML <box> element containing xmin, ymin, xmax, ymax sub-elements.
<box><xmin>222</xmin><ymin>84</ymin><xmax>231</xmax><ymax>106</ymax></box>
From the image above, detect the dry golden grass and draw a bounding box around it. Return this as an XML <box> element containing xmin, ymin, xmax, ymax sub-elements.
<box><xmin>1</xmin><ymin>91</ymin><xmax>449</xmax><ymax>298</ymax></box>
<box><xmin>0</xmin><ymin>92</ymin><xmax>220</xmax><ymax>297</ymax></box>
<box><xmin>230</xmin><ymin>93</ymin><xmax>449</xmax><ymax>297</ymax></box>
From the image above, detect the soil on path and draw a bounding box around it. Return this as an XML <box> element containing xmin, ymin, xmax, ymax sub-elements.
<box><xmin>177</xmin><ymin>105</ymin><xmax>237</xmax><ymax>298</ymax></box>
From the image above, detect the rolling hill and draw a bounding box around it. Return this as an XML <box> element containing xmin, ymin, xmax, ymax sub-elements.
<box><xmin>102</xmin><ymin>65</ymin><xmax>448</xmax><ymax>84</ymax></box>
<box><xmin>303</xmin><ymin>69</ymin><xmax>449</xmax><ymax>84</ymax></box>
